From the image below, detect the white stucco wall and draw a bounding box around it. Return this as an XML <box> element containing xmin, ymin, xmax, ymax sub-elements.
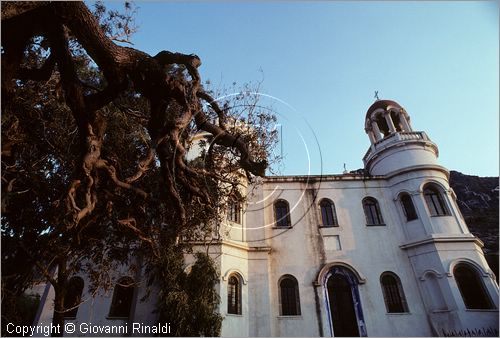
<box><xmin>32</xmin><ymin>104</ymin><xmax>499</xmax><ymax>337</ymax></box>
<box><xmin>33</xmin><ymin>167</ymin><xmax>498</xmax><ymax>337</ymax></box>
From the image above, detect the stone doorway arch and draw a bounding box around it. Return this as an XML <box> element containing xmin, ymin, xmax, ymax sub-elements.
<box><xmin>319</xmin><ymin>264</ymin><xmax>367</xmax><ymax>337</ymax></box>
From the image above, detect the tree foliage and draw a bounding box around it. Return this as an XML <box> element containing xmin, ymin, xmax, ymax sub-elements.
<box><xmin>154</xmin><ymin>250</ymin><xmax>223</xmax><ymax>336</ymax></box>
<box><xmin>1</xmin><ymin>1</ymin><xmax>278</xmax><ymax>336</ymax></box>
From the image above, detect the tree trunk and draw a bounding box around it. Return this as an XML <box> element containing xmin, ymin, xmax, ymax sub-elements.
<box><xmin>51</xmin><ymin>292</ymin><xmax>64</xmax><ymax>337</ymax></box>
<box><xmin>51</xmin><ymin>257</ymin><xmax>67</xmax><ymax>337</ymax></box>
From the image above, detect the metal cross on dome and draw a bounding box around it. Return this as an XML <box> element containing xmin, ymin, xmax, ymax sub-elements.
<box><xmin>374</xmin><ymin>91</ymin><xmax>380</xmax><ymax>101</ymax></box>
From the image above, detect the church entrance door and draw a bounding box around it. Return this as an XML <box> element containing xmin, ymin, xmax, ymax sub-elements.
<box><xmin>327</xmin><ymin>271</ymin><xmax>360</xmax><ymax>337</ymax></box>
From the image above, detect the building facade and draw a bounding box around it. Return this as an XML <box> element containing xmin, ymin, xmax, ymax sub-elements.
<box><xmin>33</xmin><ymin>100</ymin><xmax>499</xmax><ymax>337</ymax></box>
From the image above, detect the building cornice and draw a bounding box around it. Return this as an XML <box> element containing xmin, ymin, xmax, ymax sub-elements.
<box><xmin>261</xmin><ymin>163</ymin><xmax>449</xmax><ymax>184</ymax></box>
<box><xmin>384</xmin><ymin>164</ymin><xmax>450</xmax><ymax>180</ymax></box>
<box><xmin>399</xmin><ymin>234</ymin><xmax>484</xmax><ymax>250</ymax></box>
<box><xmin>263</xmin><ymin>173</ymin><xmax>384</xmax><ymax>183</ymax></box>
<box><xmin>189</xmin><ymin>239</ymin><xmax>272</xmax><ymax>253</ymax></box>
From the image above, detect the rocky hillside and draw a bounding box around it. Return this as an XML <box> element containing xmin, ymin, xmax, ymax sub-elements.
<box><xmin>449</xmin><ymin>170</ymin><xmax>498</xmax><ymax>278</ymax></box>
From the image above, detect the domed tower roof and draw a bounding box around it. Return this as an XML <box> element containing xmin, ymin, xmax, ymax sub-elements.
<box><xmin>365</xmin><ymin>100</ymin><xmax>403</xmax><ymax>121</ymax></box>
<box><xmin>362</xmin><ymin>99</ymin><xmax>439</xmax><ymax>176</ymax></box>
<box><xmin>364</xmin><ymin>99</ymin><xmax>408</xmax><ymax>134</ymax></box>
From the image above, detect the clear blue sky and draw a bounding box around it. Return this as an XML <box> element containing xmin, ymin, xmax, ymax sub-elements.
<box><xmin>104</xmin><ymin>1</ymin><xmax>498</xmax><ymax>177</ymax></box>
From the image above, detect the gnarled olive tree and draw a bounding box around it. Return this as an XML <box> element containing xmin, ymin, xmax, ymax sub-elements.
<box><xmin>2</xmin><ymin>2</ymin><xmax>276</xmax><ymax>335</ymax></box>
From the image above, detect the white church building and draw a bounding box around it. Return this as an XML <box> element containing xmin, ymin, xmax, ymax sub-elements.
<box><xmin>33</xmin><ymin>100</ymin><xmax>499</xmax><ymax>337</ymax></box>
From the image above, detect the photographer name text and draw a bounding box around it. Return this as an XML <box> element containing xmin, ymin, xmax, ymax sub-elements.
<box><xmin>6</xmin><ymin>322</ymin><xmax>171</xmax><ymax>336</ymax></box>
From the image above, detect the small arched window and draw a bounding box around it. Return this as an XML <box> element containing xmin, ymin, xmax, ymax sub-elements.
<box><xmin>399</xmin><ymin>193</ymin><xmax>418</xmax><ymax>221</ymax></box>
<box><xmin>362</xmin><ymin>197</ymin><xmax>384</xmax><ymax>225</ymax></box>
<box><xmin>274</xmin><ymin>199</ymin><xmax>291</xmax><ymax>228</ymax></box>
<box><xmin>109</xmin><ymin>277</ymin><xmax>135</xmax><ymax>318</ymax></box>
<box><xmin>64</xmin><ymin>276</ymin><xmax>84</xmax><ymax>318</ymax></box>
<box><xmin>227</xmin><ymin>274</ymin><xmax>242</xmax><ymax>314</ymax></box>
<box><xmin>227</xmin><ymin>200</ymin><xmax>242</xmax><ymax>224</ymax></box>
<box><xmin>454</xmin><ymin>263</ymin><xmax>494</xmax><ymax>309</ymax></box>
<box><xmin>380</xmin><ymin>272</ymin><xmax>409</xmax><ymax>313</ymax></box>
<box><xmin>320</xmin><ymin>199</ymin><xmax>338</xmax><ymax>227</ymax></box>
<box><xmin>279</xmin><ymin>275</ymin><xmax>301</xmax><ymax>316</ymax></box>
<box><xmin>423</xmin><ymin>184</ymin><xmax>450</xmax><ymax>216</ymax></box>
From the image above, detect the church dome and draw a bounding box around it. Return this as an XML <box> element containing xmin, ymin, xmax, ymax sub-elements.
<box><xmin>364</xmin><ymin>99</ymin><xmax>411</xmax><ymax>141</ymax></box>
<box><xmin>365</xmin><ymin>100</ymin><xmax>403</xmax><ymax>121</ymax></box>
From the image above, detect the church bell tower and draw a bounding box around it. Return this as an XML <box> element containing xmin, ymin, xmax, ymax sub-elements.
<box><xmin>363</xmin><ymin>100</ymin><xmax>440</xmax><ymax>176</ymax></box>
<box><xmin>362</xmin><ymin>99</ymin><xmax>498</xmax><ymax>335</ymax></box>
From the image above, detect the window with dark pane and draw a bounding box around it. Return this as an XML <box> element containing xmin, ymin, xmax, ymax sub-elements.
<box><xmin>424</xmin><ymin>185</ymin><xmax>449</xmax><ymax>216</ymax></box>
<box><xmin>454</xmin><ymin>264</ymin><xmax>494</xmax><ymax>309</ymax></box>
<box><xmin>380</xmin><ymin>272</ymin><xmax>409</xmax><ymax>313</ymax></box>
<box><xmin>274</xmin><ymin>200</ymin><xmax>291</xmax><ymax>228</ymax></box>
<box><xmin>64</xmin><ymin>277</ymin><xmax>84</xmax><ymax>318</ymax></box>
<box><xmin>400</xmin><ymin>193</ymin><xmax>418</xmax><ymax>221</ymax></box>
<box><xmin>280</xmin><ymin>276</ymin><xmax>301</xmax><ymax>316</ymax></box>
<box><xmin>363</xmin><ymin>197</ymin><xmax>384</xmax><ymax>225</ymax></box>
<box><xmin>320</xmin><ymin>199</ymin><xmax>338</xmax><ymax>227</ymax></box>
<box><xmin>227</xmin><ymin>201</ymin><xmax>241</xmax><ymax>224</ymax></box>
<box><xmin>109</xmin><ymin>277</ymin><xmax>135</xmax><ymax>318</ymax></box>
<box><xmin>227</xmin><ymin>275</ymin><xmax>242</xmax><ymax>314</ymax></box>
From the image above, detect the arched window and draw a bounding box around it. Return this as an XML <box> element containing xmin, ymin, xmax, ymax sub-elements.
<box><xmin>454</xmin><ymin>263</ymin><xmax>494</xmax><ymax>309</ymax></box>
<box><xmin>109</xmin><ymin>277</ymin><xmax>135</xmax><ymax>318</ymax></box>
<box><xmin>362</xmin><ymin>197</ymin><xmax>384</xmax><ymax>225</ymax></box>
<box><xmin>279</xmin><ymin>275</ymin><xmax>301</xmax><ymax>316</ymax></box>
<box><xmin>399</xmin><ymin>193</ymin><xmax>418</xmax><ymax>221</ymax></box>
<box><xmin>423</xmin><ymin>184</ymin><xmax>450</xmax><ymax>216</ymax></box>
<box><xmin>320</xmin><ymin>199</ymin><xmax>338</xmax><ymax>227</ymax></box>
<box><xmin>64</xmin><ymin>276</ymin><xmax>84</xmax><ymax>318</ymax></box>
<box><xmin>227</xmin><ymin>200</ymin><xmax>241</xmax><ymax>224</ymax></box>
<box><xmin>227</xmin><ymin>274</ymin><xmax>242</xmax><ymax>314</ymax></box>
<box><xmin>274</xmin><ymin>199</ymin><xmax>291</xmax><ymax>228</ymax></box>
<box><xmin>380</xmin><ymin>272</ymin><xmax>409</xmax><ymax>313</ymax></box>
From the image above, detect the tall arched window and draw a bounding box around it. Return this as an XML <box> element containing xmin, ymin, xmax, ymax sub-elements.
<box><xmin>320</xmin><ymin>199</ymin><xmax>338</xmax><ymax>227</ymax></box>
<box><xmin>423</xmin><ymin>184</ymin><xmax>450</xmax><ymax>216</ymax></box>
<box><xmin>380</xmin><ymin>272</ymin><xmax>409</xmax><ymax>313</ymax></box>
<box><xmin>399</xmin><ymin>193</ymin><xmax>418</xmax><ymax>221</ymax></box>
<box><xmin>64</xmin><ymin>276</ymin><xmax>84</xmax><ymax>318</ymax></box>
<box><xmin>274</xmin><ymin>199</ymin><xmax>291</xmax><ymax>228</ymax></box>
<box><xmin>109</xmin><ymin>277</ymin><xmax>135</xmax><ymax>318</ymax></box>
<box><xmin>227</xmin><ymin>274</ymin><xmax>242</xmax><ymax>314</ymax></box>
<box><xmin>227</xmin><ymin>200</ymin><xmax>241</xmax><ymax>224</ymax></box>
<box><xmin>454</xmin><ymin>263</ymin><xmax>494</xmax><ymax>309</ymax></box>
<box><xmin>279</xmin><ymin>275</ymin><xmax>301</xmax><ymax>316</ymax></box>
<box><xmin>362</xmin><ymin>197</ymin><xmax>384</xmax><ymax>225</ymax></box>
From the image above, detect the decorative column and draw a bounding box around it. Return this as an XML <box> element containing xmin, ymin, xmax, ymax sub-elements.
<box><xmin>366</xmin><ymin>129</ymin><xmax>376</xmax><ymax>144</ymax></box>
<box><xmin>371</xmin><ymin>121</ymin><xmax>382</xmax><ymax>141</ymax></box>
<box><xmin>384</xmin><ymin>111</ymin><xmax>397</xmax><ymax>134</ymax></box>
<box><xmin>400</xmin><ymin>110</ymin><xmax>412</xmax><ymax>132</ymax></box>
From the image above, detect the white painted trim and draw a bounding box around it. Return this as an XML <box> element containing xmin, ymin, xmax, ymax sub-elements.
<box><xmin>222</xmin><ymin>269</ymin><xmax>248</xmax><ymax>284</ymax></box>
<box><xmin>314</xmin><ymin>261</ymin><xmax>367</xmax><ymax>286</ymax></box>
<box><xmin>447</xmin><ymin>258</ymin><xmax>494</xmax><ymax>278</ymax></box>
<box><xmin>419</xmin><ymin>269</ymin><xmax>445</xmax><ymax>281</ymax></box>
<box><xmin>400</xmin><ymin>234</ymin><xmax>482</xmax><ymax>250</ymax></box>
